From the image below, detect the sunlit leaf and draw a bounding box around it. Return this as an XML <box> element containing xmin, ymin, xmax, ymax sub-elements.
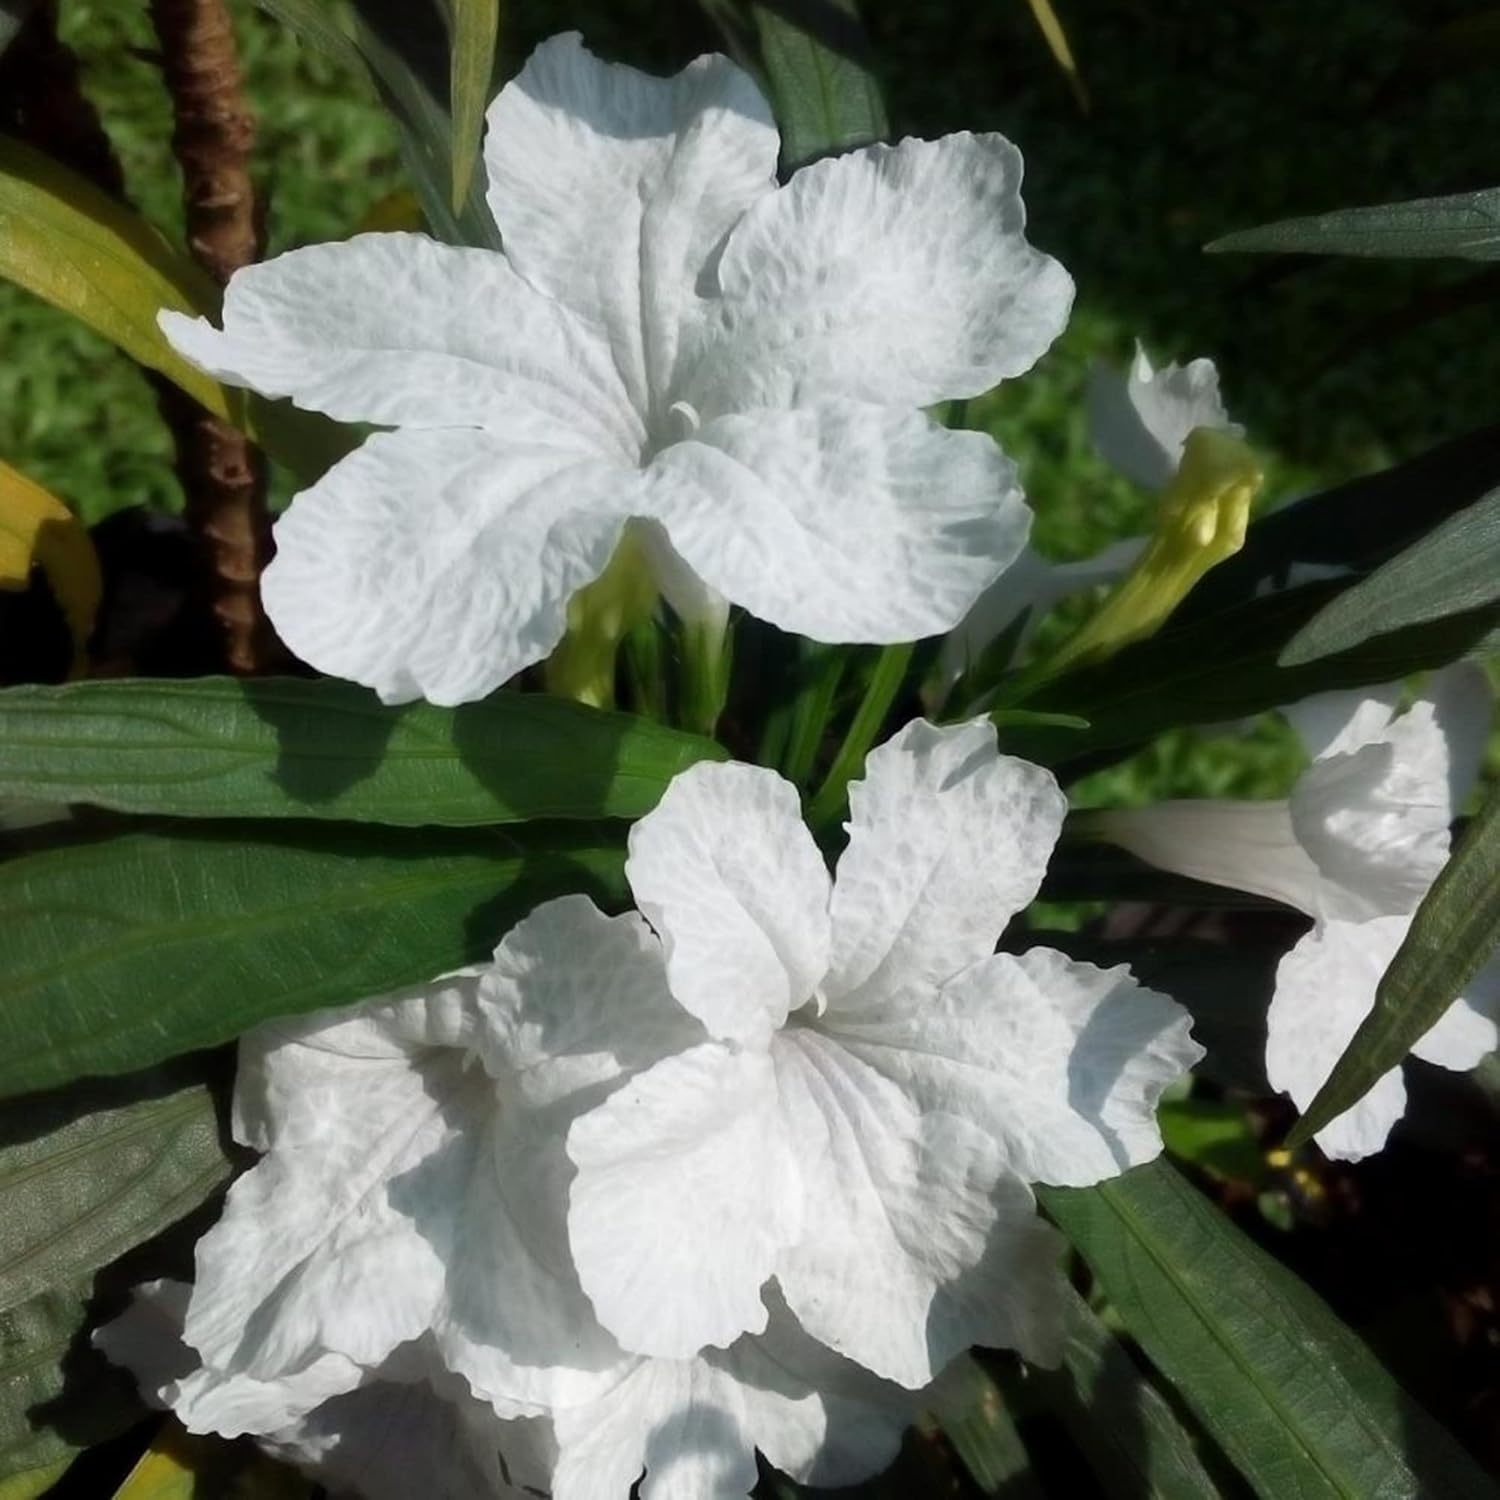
<box><xmin>0</xmin><ymin>823</ymin><xmax>627</xmax><ymax>1098</ymax></box>
<box><xmin>0</xmin><ymin>460</ymin><xmax>100</xmax><ymax>668</ymax></box>
<box><xmin>0</xmin><ymin>677</ymin><xmax>726</xmax><ymax>825</ymax></box>
<box><xmin>1019</xmin><ymin>0</ymin><xmax>1088</xmax><ymax>111</ymax></box>
<box><xmin>0</xmin><ymin>1458</ymin><xmax>72</xmax><ymax>1500</ymax></box>
<box><xmin>1287</xmin><ymin>781</ymin><xmax>1500</xmax><ymax>1149</ymax></box>
<box><xmin>448</xmin><ymin>0</ymin><xmax>499</xmax><ymax>214</ymax></box>
<box><xmin>0</xmin><ymin>139</ymin><xmax>345</xmax><ymax>480</ymax></box>
<box><xmin>1208</xmin><ymin>185</ymin><xmax>1500</xmax><ymax>261</ymax></box>
<box><xmin>111</xmin><ymin>1422</ymin><xmax>310</xmax><ymax>1499</ymax></box>
<box><xmin>1279</xmin><ymin>486</ymin><xmax>1500</xmax><ymax>663</ymax></box>
<box><xmin>1043</xmin><ymin>1161</ymin><xmax>1498</xmax><ymax>1499</ymax></box>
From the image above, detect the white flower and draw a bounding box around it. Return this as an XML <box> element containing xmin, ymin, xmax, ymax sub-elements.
<box><xmin>159</xmin><ymin>31</ymin><xmax>1071</xmax><ymax>706</ymax></box>
<box><xmin>97</xmin><ymin>1281</ymin><xmax>553</xmax><ymax>1500</ymax></box>
<box><xmin>566</xmin><ymin>718</ymin><xmax>1201</xmax><ymax>1385</ymax></box>
<box><xmin>942</xmin><ymin>342</ymin><xmax>1236</xmax><ymax>686</ymax></box>
<box><xmin>131</xmin><ymin>905</ymin><xmax>911</xmax><ymax>1498</ymax></box>
<box><xmin>1094</xmin><ymin>663</ymin><xmax>1500</xmax><ymax>1159</ymax></box>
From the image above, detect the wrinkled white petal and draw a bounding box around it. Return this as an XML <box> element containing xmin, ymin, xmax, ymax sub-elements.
<box><xmin>485</xmin><ymin>32</ymin><xmax>778</xmax><ymax>412</ymax></box>
<box><xmin>773</xmin><ymin>1030</ymin><xmax>1063</xmax><ymax>1386</ymax></box>
<box><xmin>552</xmin><ymin>1297</ymin><xmax>910</xmax><ymax>1500</ymax></box>
<box><xmin>262</xmin><ymin>428</ymin><xmax>631</xmax><ymax>705</ymax></box>
<box><xmin>643</xmin><ymin>401</ymin><xmax>1030</xmax><ymax>643</ymax></box>
<box><xmin>687</xmin><ymin>133</ymin><xmax>1072</xmax><ymax>414</ymax></box>
<box><xmin>625</xmin><ymin>761</ymin><xmax>831</xmax><ymax>1046</ymax></box>
<box><xmin>1289</xmin><ymin>665</ymin><xmax>1492</xmax><ymax>920</ymax></box>
<box><xmin>160</xmin><ymin>233</ymin><xmax>639</xmax><ymax>454</ymax></box>
<box><xmin>1092</xmin><ymin>798</ymin><xmax>1335</xmax><ymax>919</ymax></box>
<box><xmin>1283</xmin><ymin>683</ymin><xmax>1401</xmax><ymax>764</ymax></box>
<box><xmin>825</xmin><ymin>718</ymin><xmax>1066</xmax><ymax>1017</ymax></box>
<box><xmin>940</xmin><ymin>536</ymin><xmax>1145</xmax><ymax>685</ymax></box>
<box><xmin>829</xmin><ymin>947</ymin><xmax>1201</xmax><ymax>1186</ymax></box>
<box><xmin>1268</xmin><ymin>917</ymin><xmax>1410</xmax><ymax>1160</ymax></box>
<box><xmin>568</xmin><ymin>1043</ymin><xmax>803</xmax><ymax>1359</ymax></box>
<box><xmin>1086</xmin><ymin>343</ymin><xmax>1241</xmax><ymax>491</ymax></box>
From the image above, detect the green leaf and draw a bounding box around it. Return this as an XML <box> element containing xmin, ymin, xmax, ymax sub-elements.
<box><xmin>0</xmin><ymin>1069</ymin><xmax>230</xmax><ymax>1314</ymax></box>
<box><xmin>0</xmin><ymin>1278</ymin><xmax>140</xmax><ymax>1479</ymax></box>
<box><xmin>1033</xmin><ymin>1284</ymin><xmax>1224</xmax><ymax>1499</ymax></box>
<box><xmin>1279</xmin><ymin>487</ymin><xmax>1500</xmax><ymax>663</ymax></box>
<box><xmin>1004</xmin><ymin>580</ymin><xmax>1496</xmax><ymax>769</ymax></box>
<box><xmin>448</xmin><ymin>0</ymin><xmax>499</xmax><ymax>214</ymax></box>
<box><xmin>1019</xmin><ymin>0</ymin><xmax>1088</xmax><ymax>111</ymax></box>
<box><xmin>752</xmin><ymin>0</ymin><xmax>888</xmax><ymax>167</ymax></box>
<box><xmin>249</xmin><ymin>0</ymin><xmax>364</xmax><ymax>72</ymax></box>
<box><xmin>0</xmin><ymin>823</ymin><xmax>627</xmax><ymax>1100</ymax></box>
<box><xmin>0</xmin><ymin>677</ymin><xmax>725</xmax><ymax>826</ymax></box>
<box><xmin>0</xmin><ymin>138</ymin><xmax>345</xmax><ymax>481</ymax></box>
<box><xmin>1042</xmin><ymin>1161</ymin><xmax>1499</xmax><ymax>1500</ymax></box>
<box><xmin>1287</xmin><ymin>782</ymin><xmax>1500</xmax><ymax>1150</ymax></box>
<box><xmin>1207</xmin><ymin>185</ymin><xmax>1500</xmax><ymax>261</ymax></box>
<box><xmin>0</xmin><ymin>1458</ymin><xmax>71</xmax><ymax>1499</ymax></box>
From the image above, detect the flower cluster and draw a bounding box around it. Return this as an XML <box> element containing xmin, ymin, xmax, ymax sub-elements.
<box><xmin>92</xmin><ymin>26</ymin><xmax>1493</xmax><ymax>1500</ymax></box>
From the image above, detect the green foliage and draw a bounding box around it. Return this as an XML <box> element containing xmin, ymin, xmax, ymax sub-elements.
<box><xmin>447</xmin><ymin>0</ymin><xmax>500</xmax><ymax>212</ymax></box>
<box><xmin>0</xmin><ymin>824</ymin><xmax>627</xmax><ymax>1098</ymax></box>
<box><xmin>0</xmin><ymin>677</ymin><xmax>725</xmax><ymax>826</ymax></box>
<box><xmin>1288</xmin><ymin>782</ymin><xmax>1500</xmax><ymax>1148</ymax></box>
<box><xmin>1042</xmin><ymin>1161</ymin><xmax>1500</xmax><ymax>1500</ymax></box>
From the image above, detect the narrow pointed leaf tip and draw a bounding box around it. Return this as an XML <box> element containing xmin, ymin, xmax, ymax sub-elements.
<box><xmin>1286</xmin><ymin>781</ymin><xmax>1500</xmax><ymax>1149</ymax></box>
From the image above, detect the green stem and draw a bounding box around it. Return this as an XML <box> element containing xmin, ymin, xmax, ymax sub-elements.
<box><xmin>780</xmin><ymin>644</ymin><xmax>846</xmax><ymax>786</ymax></box>
<box><xmin>807</xmin><ymin>642</ymin><xmax>914</xmax><ymax>828</ymax></box>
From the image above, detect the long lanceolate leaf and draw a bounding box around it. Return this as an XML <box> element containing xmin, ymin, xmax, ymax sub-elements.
<box><xmin>448</xmin><ymin>0</ymin><xmax>499</xmax><ymax>214</ymax></box>
<box><xmin>1042</xmin><ymin>1162</ymin><xmax>1499</xmax><ymax>1500</ymax></box>
<box><xmin>1287</xmin><ymin>782</ymin><xmax>1500</xmax><ymax>1149</ymax></box>
<box><xmin>0</xmin><ymin>824</ymin><xmax>627</xmax><ymax>1100</ymax></box>
<box><xmin>1279</xmin><ymin>486</ymin><xmax>1500</xmax><ymax>664</ymax></box>
<box><xmin>1207</xmin><ymin>185</ymin><xmax>1500</xmax><ymax>261</ymax></box>
<box><xmin>0</xmin><ymin>138</ymin><xmax>343</xmax><ymax>480</ymax></box>
<box><xmin>0</xmin><ymin>678</ymin><xmax>725</xmax><ymax>826</ymax></box>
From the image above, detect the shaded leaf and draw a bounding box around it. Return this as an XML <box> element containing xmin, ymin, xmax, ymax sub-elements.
<box><xmin>1033</xmin><ymin>1284</ymin><xmax>1225</xmax><ymax>1500</ymax></box>
<box><xmin>752</xmin><ymin>0</ymin><xmax>887</xmax><ymax>167</ymax></box>
<box><xmin>0</xmin><ymin>139</ymin><xmax>344</xmax><ymax>480</ymax></box>
<box><xmin>0</xmin><ymin>823</ymin><xmax>627</xmax><ymax>1099</ymax></box>
<box><xmin>1158</xmin><ymin>1100</ymin><xmax>1266</xmax><ymax>1188</ymax></box>
<box><xmin>927</xmin><ymin>1356</ymin><xmax>1041</xmax><ymax>1497</ymax></box>
<box><xmin>111</xmin><ymin>1421</ymin><xmax>310</xmax><ymax>1499</ymax></box>
<box><xmin>0</xmin><ymin>677</ymin><xmax>726</xmax><ymax>826</ymax></box>
<box><xmin>0</xmin><ymin>461</ymin><xmax>99</xmax><ymax>669</ymax></box>
<box><xmin>1042</xmin><ymin>1160</ymin><xmax>1498</xmax><ymax>1500</ymax></box>
<box><xmin>1019</xmin><ymin>0</ymin><xmax>1088</xmax><ymax>111</ymax></box>
<box><xmin>0</xmin><ymin>0</ymin><xmax>36</xmax><ymax>60</ymax></box>
<box><xmin>1279</xmin><ymin>486</ymin><xmax>1500</xmax><ymax>663</ymax></box>
<box><xmin>1287</xmin><ymin>781</ymin><xmax>1500</xmax><ymax>1149</ymax></box>
<box><xmin>0</xmin><ymin>1458</ymin><xmax>72</xmax><ymax>1500</ymax></box>
<box><xmin>0</xmin><ymin>1068</ymin><xmax>231</xmax><ymax>1313</ymax></box>
<box><xmin>448</xmin><ymin>0</ymin><xmax>499</xmax><ymax>214</ymax></box>
<box><xmin>1207</xmin><ymin>185</ymin><xmax>1500</xmax><ymax>261</ymax></box>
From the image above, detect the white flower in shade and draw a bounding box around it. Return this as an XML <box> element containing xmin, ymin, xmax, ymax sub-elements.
<box><xmin>942</xmin><ymin>342</ymin><xmax>1237</xmax><ymax>686</ymax></box>
<box><xmin>565</xmin><ymin>718</ymin><xmax>1201</xmax><ymax>1385</ymax></box>
<box><xmin>1093</xmin><ymin>663</ymin><xmax>1500</xmax><ymax>1160</ymax></box>
<box><xmin>135</xmin><ymin>906</ymin><xmax>912</xmax><ymax>1498</ymax></box>
<box><xmin>159</xmin><ymin>31</ymin><xmax>1072</xmax><ymax>706</ymax></box>
<box><xmin>97</xmin><ymin>1282</ymin><xmax>553</xmax><ymax>1500</ymax></box>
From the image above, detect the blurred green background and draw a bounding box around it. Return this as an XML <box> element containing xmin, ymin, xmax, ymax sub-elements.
<box><xmin>12</xmin><ymin>0</ymin><xmax>1499</xmax><ymax>807</ymax></box>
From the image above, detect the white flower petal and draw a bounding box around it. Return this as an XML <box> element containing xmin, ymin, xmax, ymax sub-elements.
<box><xmin>1290</xmin><ymin>665</ymin><xmax>1492</xmax><ymax>920</ymax></box>
<box><xmin>825</xmin><ymin>718</ymin><xmax>1066</xmax><ymax>1018</ymax></box>
<box><xmin>484</xmin><ymin>33</ymin><xmax>778</xmax><ymax>412</ymax></box>
<box><xmin>261</xmin><ymin>428</ymin><xmax>631</xmax><ymax>705</ymax></box>
<box><xmin>688</xmin><ymin>133</ymin><xmax>1072</xmax><ymax>413</ymax></box>
<box><xmin>1409</xmin><ymin>954</ymin><xmax>1500</xmax><ymax>1071</ymax></box>
<box><xmin>1283</xmin><ymin>684</ymin><xmax>1401</xmax><ymax>763</ymax></box>
<box><xmin>625</xmin><ymin>761</ymin><xmax>831</xmax><ymax>1046</ymax></box>
<box><xmin>1086</xmin><ymin>344</ymin><xmax>1241</xmax><ymax>491</ymax></box>
<box><xmin>551</xmin><ymin>1297</ymin><xmax>910</xmax><ymax>1500</ymax></box>
<box><xmin>772</xmin><ymin>1030</ymin><xmax>1063</xmax><ymax>1387</ymax></box>
<box><xmin>830</xmin><ymin>947</ymin><xmax>1201</xmax><ymax>1187</ymax></box>
<box><xmin>643</xmin><ymin>401</ymin><xmax>1031</xmax><ymax>643</ymax></box>
<box><xmin>159</xmin><ymin>232</ymin><xmax>639</xmax><ymax>453</ymax></box>
<box><xmin>567</xmin><ymin>1043</ymin><xmax>803</xmax><ymax>1358</ymax></box>
<box><xmin>1267</xmin><ymin>917</ymin><xmax>1410</xmax><ymax>1161</ymax></box>
<box><xmin>1093</xmin><ymin>798</ymin><xmax>1335</xmax><ymax>919</ymax></box>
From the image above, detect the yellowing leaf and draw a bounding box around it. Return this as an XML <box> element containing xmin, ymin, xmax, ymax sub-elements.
<box><xmin>449</xmin><ymin>0</ymin><xmax>500</xmax><ymax>213</ymax></box>
<box><xmin>0</xmin><ymin>1458</ymin><xmax>73</xmax><ymax>1500</ymax></box>
<box><xmin>354</xmin><ymin>188</ymin><xmax>425</xmax><ymax>235</ymax></box>
<box><xmin>0</xmin><ymin>459</ymin><xmax>100</xmax><ymax>668</ymax></box>
<box><xmin>112</xmin><ymin>1422</ymin><xmax>311</xmax><ymax>1499</ymax></box>
<box><xmin>1020</xmin><ymin>0</ymin><xmax>1089</xmax><ymax>112</ymax></box>
<box><xmin>0</xmin><ymin>138</ymin><xmax>348</xmax><ymax>481</ymax></box>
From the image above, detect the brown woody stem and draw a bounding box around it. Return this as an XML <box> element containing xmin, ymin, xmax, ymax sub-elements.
<box><xmin>149</xmin><ymin>0</ymin><xmax>280</xmax><ymax>673</ymax></box>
